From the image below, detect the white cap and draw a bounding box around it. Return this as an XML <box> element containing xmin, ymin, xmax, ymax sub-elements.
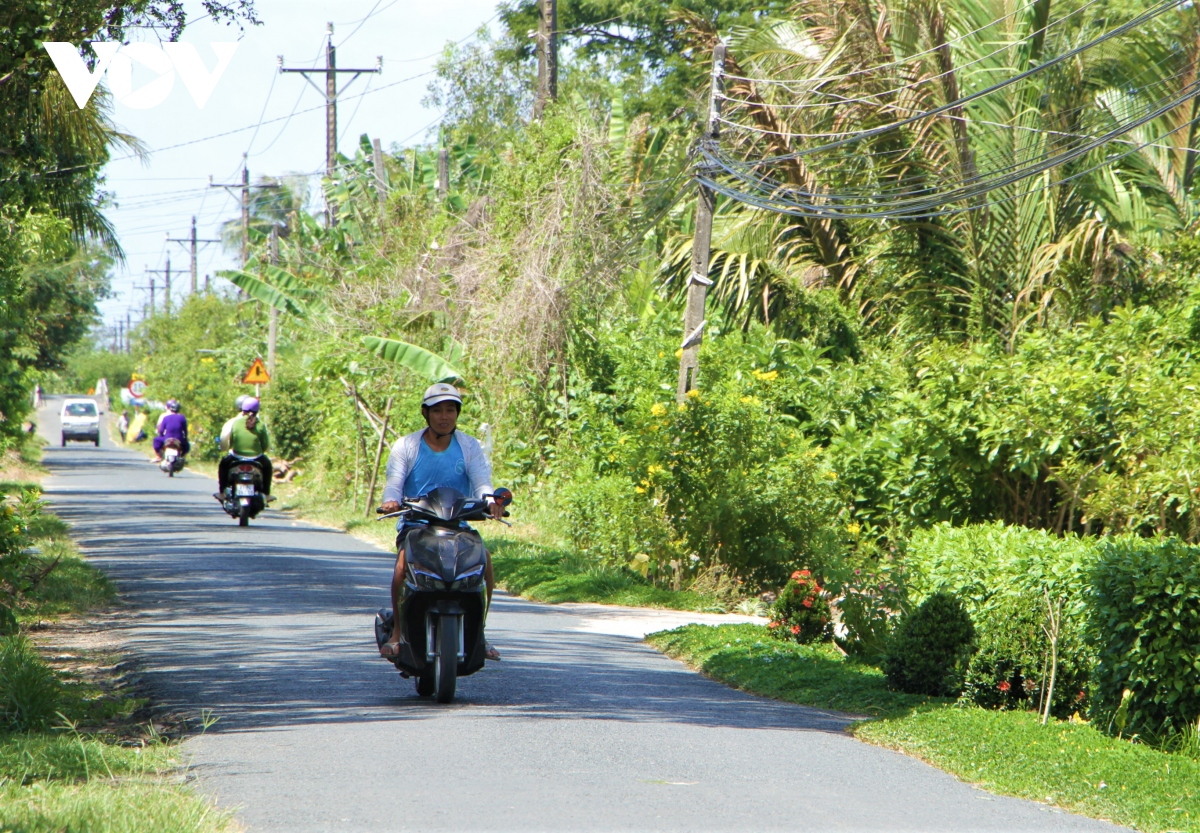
<box><xmin>422</xmin><ymin>383</ymin><xmax>462</xmax><ymax>408</ymax></box>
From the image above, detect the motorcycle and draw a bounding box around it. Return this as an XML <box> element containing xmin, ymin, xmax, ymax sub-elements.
<box><xmin>374</xmin><ymin>486</ymin><xmax>512</xmax><ymax>704</ymax></box>
<box><xmin>159</xmin><ymin>438</ymin><xmax>186</xmax><ymax>477</ymax></box>
<box><xmin>221</xmin><ymin>454</ymin><xmax>268</xmax><ymax>526</ymax></box>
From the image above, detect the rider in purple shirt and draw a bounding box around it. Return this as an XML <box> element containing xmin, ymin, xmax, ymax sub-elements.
<box><xmin>153</xmin><ymin>399</ymin><xmax>190</xmax><ymax>459</ymax></box>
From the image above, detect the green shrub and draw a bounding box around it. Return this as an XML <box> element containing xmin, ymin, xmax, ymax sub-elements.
<box><xmin>563</xmin><ymin>325</ymin><xmax>844</xmax><ymax>587</ymax></box>
<box><xmin>0</xmin><ymin>634</ymin><xmax>60</xmax><ymax>731</ymax></box>
<box><xmin>833</xmin><ymin>567</ymin><xmax>906</xmax><ymax>664</ymax></box>
<box><xmin>769</xmin><ymin>569</ymin><xmax>832</xmax><ymax>643</ymax></box>
<box><xmin>884</xmin><ymin>591</ymin><xmax>976</xmax><ymax>696</ymax></box>
<box><xmin>905</xmin><ymin>522</ymin><xmax>1097</xmax><ymax>716</ymax></box>
<box><xmin>1089</xmin><ymin>537</ymin><xmax>1200</xmax><ymax>738</ymax></box>
<box><xmin>561</xmin><ymin>475</ymin><xmax>680</xmax><ymax>573</ymax></box>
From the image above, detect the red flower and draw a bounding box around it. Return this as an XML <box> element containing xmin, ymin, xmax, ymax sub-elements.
<box><xmin>790</xmin><ymin>625</ymin><xmax>800</xmax><ymax>635</ymax></box>
<box><xmin>1076</xmin><ymin>691</ymin><xmax>1086</xmax><ymax>703</ymax></box>
<box><xmin>767</xmin><ymin>621</ymin><xmax>780</xmax><ymax>629</ymax></box>
<box><xmin>791</xmin><ymin>570</ymin><xmax>803</xmax><ymax>580</ymax></box>
<box><xmin>802</xmin><ymin>598</ymin><xmax>813</xmax><ymax>608</ymax></box>
<box><xmin>998</xmin><ymin>681</ymin><xmax>1011</xmax><ymax>693</ymax></box>
<box><xmin>815</xmin><ymin>585</ymin><xmax>823</xmax><ymax>593</ymax></box>
<box><xmin>819</xmin><ymin>617</ymin><xmax>827</xmax><ymax>624</ymax></box>
<box><xmin>799</xmin><ymin>570</ymin><xmax>811</xmax><ymax>578</ymax></box>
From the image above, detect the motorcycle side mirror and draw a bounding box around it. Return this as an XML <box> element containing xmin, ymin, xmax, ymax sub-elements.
<box><xmin>491</xmin><ymin>488</ymin><xmax>513</xmax><ymax>508</ymax></box>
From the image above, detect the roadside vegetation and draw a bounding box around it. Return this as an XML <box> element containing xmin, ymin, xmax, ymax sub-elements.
<box><xmin>650</xmin><ymin>623</ymin><xmax>1200</xmax><ymax>833</ymax></box>
<box><xmin>0</xmin><ymin>444</ymin><xmax>232</xmax><ymax>832</ymax></box>
<box><xmin>8</xmin><ymin>0</ymin><xmax>1200</xmax><ymax>829</ymax></box>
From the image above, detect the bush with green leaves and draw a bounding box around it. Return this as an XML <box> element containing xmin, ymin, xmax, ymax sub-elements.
<box><xmin>832</xmin><ymin>566</ymin><xmax>906</xmax><ymax>664</ymax></box>
<box><xmin>0</xmin><ymin>634</ymin><xmax>59</xmax><ymax>731</ymax></box>
<box><xmin>1089</xmin><ymin>537</ymin><xmax>1200</xmax><ymax>739</ymax></box>
<box><xmin>0</xmin><ymin>490</ymin><xmax>42</xmax><ymax>635</ymax></box>
<box><xmin>905</xmin><ymin>522</ymin><xmax>1096</xmax><ymax>716</ymax></box>
<box><xmin>884</xmin><ymin>591</ymin><xmax>976</xmax><ymax>697</ymax></box>
<box><xmin>769</xmin><ymin>569</ymin><xmax>832</xmax><ymax>643</ymax></box>
<box><xmin>562</xmin><ymin>323</ymin><xmax>844</xmax><ymax>588</ymax></box>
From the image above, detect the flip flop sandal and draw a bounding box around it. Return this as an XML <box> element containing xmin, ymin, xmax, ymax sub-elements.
<box><xmin>485</xmin><ymin>643</ymin><xmax>501</xmax><ymax>661</ymax></box>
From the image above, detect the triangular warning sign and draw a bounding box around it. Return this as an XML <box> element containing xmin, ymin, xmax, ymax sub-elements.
<box><xmin>243</xmin><ymin>358</ymin><xmax>271</xmax><ymax>384</ymax></box>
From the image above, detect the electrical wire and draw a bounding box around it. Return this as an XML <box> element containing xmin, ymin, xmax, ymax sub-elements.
<box><xmin>720</xmin><ymin>0</ymin><xmax>1184</xmax><ymax>159</ymax></box>
<box><xmin>707</xmin><ymin>50</ymin><xmax>1198</xmax><ymax>205</ymax></box>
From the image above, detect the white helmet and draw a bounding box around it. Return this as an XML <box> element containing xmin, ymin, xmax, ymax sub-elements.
<box><xmin>421</xmin><ymin>383</ymin><xmax>462</xmax><ymax>409</ymax></box>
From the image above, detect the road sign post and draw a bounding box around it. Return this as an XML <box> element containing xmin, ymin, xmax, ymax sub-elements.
<box><xmin>243</xmin><ymin>358</ymin><xmax>271</xmax><ymax>396</ymax></box>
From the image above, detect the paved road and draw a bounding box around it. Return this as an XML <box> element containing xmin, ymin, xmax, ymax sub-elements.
<box><xmin>37</xmin><ymin>397</ymin><xmax>1124</xmax><ymax>833</ymax></box>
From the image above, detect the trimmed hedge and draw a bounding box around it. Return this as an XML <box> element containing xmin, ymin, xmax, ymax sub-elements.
<box><xmin>1090</xmin><ymin>537</ymin><xmax>1200</xmax><ymax>738</ymax></box>
<box><xmin>904</xmin><ymin>523</ymin><xmax>1096</xmax><ymax>717</ymax></box>
<box><xmin>884</xmin><ymin>591</ymin><xmax>975</xmax><ymax>696</ymax></box>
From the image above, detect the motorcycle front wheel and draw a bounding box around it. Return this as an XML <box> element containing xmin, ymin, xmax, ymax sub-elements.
<box><xmin>434</xmin><ymin>615</ymin><xmax>458</xmax><ymax>704</ymax></box>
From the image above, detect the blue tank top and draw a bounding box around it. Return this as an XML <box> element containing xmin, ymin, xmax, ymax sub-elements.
<box><xmin>402</xmin><ymin>433</ymin><xmax>471</xmax><ymax>499</ymax></box>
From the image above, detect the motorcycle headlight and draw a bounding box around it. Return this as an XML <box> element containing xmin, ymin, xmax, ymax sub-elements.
<box><xmin>450</xmin><ymin>565</ymin><xmax>484</xmax><ymax>590</ymax></box>
<box><xmin>409</xmin><ymin>566</ymin><xmax>445</xmax><ymax>591</ymax></box>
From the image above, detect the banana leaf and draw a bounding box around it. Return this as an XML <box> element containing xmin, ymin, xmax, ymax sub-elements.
<box><xmin>362</xmin><ymin>336</ymin><xmax>463</xmax><ymax>383</ymax></box>
<box><xmin>218</xmin><ymin>269</ymin><xmax>308</xmax><ymax>317</ymax></box>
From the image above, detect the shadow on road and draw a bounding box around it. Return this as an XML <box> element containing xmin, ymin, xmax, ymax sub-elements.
<box><xmin>39</xmin><ymin>437</ymin><xmax>852</xmax><ymax>743</ymax></box>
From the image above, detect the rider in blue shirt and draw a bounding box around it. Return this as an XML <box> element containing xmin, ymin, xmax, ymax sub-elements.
<box><xmin>378</xmin><ymin>384</ymin><xmax>503</xmax><ymax>660</ymax></box>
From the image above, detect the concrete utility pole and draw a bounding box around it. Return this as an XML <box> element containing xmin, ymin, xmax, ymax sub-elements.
<box><xmin>146</xmin><ymin>256</ymin><xmax>173</xmax><ymax>315</ymax></box>
<box><xmin>533</xmin><ymin>0</ymin><xmax>558</xmax><ymax>118</ymax></box>
<box><xmin>168</xmin><ymin>216</ymin><xmax>220</xmax><ymax>294</ymax></box>
<box><xmin>371</xmin><ymin>137</ymin><xmax>388</xmax><ymax>210</ymax></box>
<box><xmin>125</xmin><ymin>311</ymin><xmax>131</xmax><ymax>352</ymax></box>
<box><xmin>210</xmin><ymin>159</ymin><xmax>252</xmax><ymax>267</ymax></box>
<box><xmin>677</xmin><ymin>42</ymin><xmax>726</xmax><ymax>404</ymax></box>
<box><xmin>437</xmin><ymin>146</ymin><xmax>449</xmax><ymax>198</ymax></box>
<box><xmin>280</xmin><ymin>24</ymin><xmax>381</xmax><ymax>225</ymax></box>
<box><xmin>268</xmin><ymin>226</ymin><xmax>279</xmax><ymax>379</ymax></box>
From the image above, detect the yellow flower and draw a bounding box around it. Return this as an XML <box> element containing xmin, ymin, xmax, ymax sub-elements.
<box><xmin>678</xmin><ymin>403</ymin><xmax>688</xmax><ymax>412</ymax></box>
<box><xmin>648</xmin><ymin>464</ymin><xmax>665</xmax><ymax>475</ymax></box>
<box><xmin>650</xmin><ymin>403</ymin><xmax>667</xmax><ymax>417</ymax></box>
<box><xmin>846</xmin><ymin>522</ymin><xmax>861</xmax><ymax>536</ymax></box>
<box><xmin>634</xmin><ymin>486</ymin><xmax>646</xmax><ymax>494</ymax></box>
<box><xmin>200</xmin><ymin>357</ymin><xmax>215</xmax><ymax>365</ymax></box>
<box><xmin>675</xmin><ymin>348</ymin><xmax>683</xmax><ymax>359</ymax></box>
<box><xmin>740</xmin><ymin>395</ymin><xmax>761</xmax><ymax>405</ymax></box>
<box><xmin>617</xmin><ymin>436</ymin><xmax>627</xmax><ymax>445</ymax></box>
<box><xmin>752</xmin><ymin>369</ymin><xmax>778</xmax><ymax>382</ymax></box>
<box><xmin>686</xmin><ymin>388</ymin><xmax>701</xmax><ymax>399</ymax></box>
<box><xmin>825</xmin><ymin>470</ymin><xmax>839</xmax><ymax>480</ymax></box>
<box><xmin>657</xmin><ymin>351</ymin><xmax>664</xmax><ymax>358</ymax></box>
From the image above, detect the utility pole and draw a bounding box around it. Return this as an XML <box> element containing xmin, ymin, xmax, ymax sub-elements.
<box><xmin>146</xmin><ymin>256</ymin><xmax>173</xmax><ymax>315</ymax></box>
<box><xmin>268</xmin><ymin>226</ymin><xmax>279</xmax><ymax>379</ymax></box>
<box><xmin>279</xmin><ymin>25</ymin><xmax>381</xmax><ymax>226</ymax></box>
<box><xmin>533</xmin><ymin>0</ymin><xmax>558</xmax><ymax>118</ymax></box>
<box><xmin>677</xmin><ymin>42</ymin><xmax>726</xmax><ymax>404</ymax></box>
<box><xmin>125</xmin><ymin>311</ymin><xmax>131</xmax><ymax>352</ymax></box>
<box><xmin>210</xmin><ymin>156</ymin><xmax>253</xmax><ymax>268</ymax></box>
<box><xmin>372</xmin><ymin>137</ymin><xmax>387</xmax><ymax>210</ymax></box>
<box><xmin>168</xmin><ymin>216</ymin><xmax>220</xmax><ymax>294</ymax></box>
<box><xmin>437</xmin><ymin>146</ymin><xmax>449</xmax><ymax>198</ymax></box>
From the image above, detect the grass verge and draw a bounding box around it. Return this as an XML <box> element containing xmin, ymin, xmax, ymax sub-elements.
<box><xmin>1</xmin><ymin>448</ymin><xmax>234</xmax><ymax>833</ymax></box>
<box><xmin>274</xmin><ymin>481</ymin><xmax>728</xmax><ymax>611</ymax></box>
<box><xmin>648</xmin><ymin>623</ymin><xmax>1200</xmax><ymax>833</ymax></box>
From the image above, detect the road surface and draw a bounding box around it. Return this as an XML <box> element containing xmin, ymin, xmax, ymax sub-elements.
<box><xmin>37</xmin><ymin>397</ymin><xmax>1124</xmax><ymax>832</ymax></box>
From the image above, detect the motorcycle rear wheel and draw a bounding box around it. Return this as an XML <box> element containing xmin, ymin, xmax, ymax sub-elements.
<box><xmin>434</xmin><ymin>615</ymin><xmax>458</xmax><ymax>704</ymax></box>
<box><xmin>238</xmin><ymin>505</ymin><xmax>250</xmax><ymax>527</ymax></box>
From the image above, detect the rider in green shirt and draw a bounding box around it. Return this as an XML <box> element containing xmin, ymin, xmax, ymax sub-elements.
<box><xmin>215</xmin><ymin>397</ymin><xmax>272</xmax><ymax>500</ymax></box>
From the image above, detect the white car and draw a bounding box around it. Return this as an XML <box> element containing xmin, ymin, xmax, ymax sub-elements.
<box><xmin>60</xmin><ymin>399</ymin><xmax>100</xmax><ymax>447</ymax></box>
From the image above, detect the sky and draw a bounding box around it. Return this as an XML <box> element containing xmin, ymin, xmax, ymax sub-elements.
<box><xmin>96</xmin><ymin>0</ymin><xmax>502</xmax><ymax>331</ymax></box>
